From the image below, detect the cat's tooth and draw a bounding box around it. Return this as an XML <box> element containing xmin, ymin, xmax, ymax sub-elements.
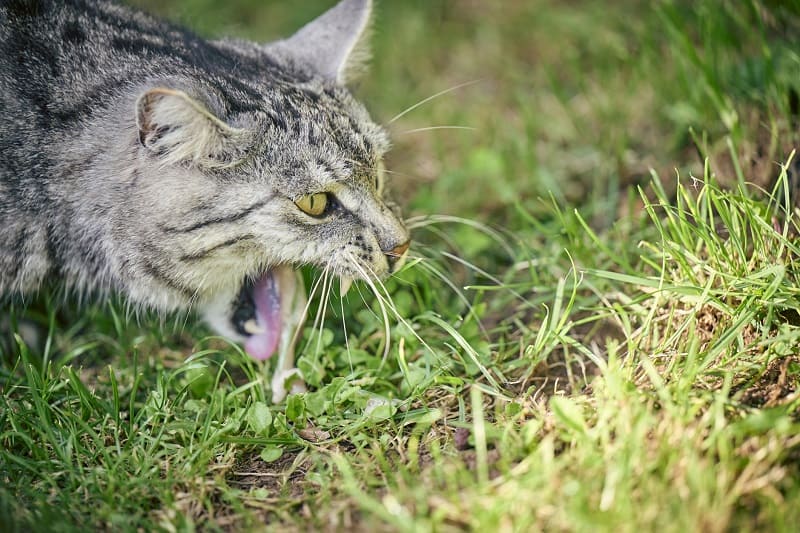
<box><xmin>243</xmin><ymin>319</ymin><xmax>265</xmax><ymax>335</ymax></box>
<box><xmin>339</xmin><ymin>277</ymin><xmax>353</xmax><ymax>297</ymax></box>
<box><xmin>394</xmin><ymin>249</ymin><xmax>409</xmax><ymax>272</ymax></box>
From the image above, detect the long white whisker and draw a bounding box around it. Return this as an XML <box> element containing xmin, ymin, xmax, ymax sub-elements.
<box><xmin>309</xmin><ymin>269</ymin><xmax>328</xmax><ymax>335</ymax></box>
<box><xmin>380</xmin><ymin>168</ymin><xmax>412</xmax><ymax>177</ymax></box>
<box><xmin>345</xmin><ymin>254</ymin><xmax>392</xmax><ymax>364</ymax></box>
<box><xmin>312</xmin><ymin>266</ymin><xmax>333</xmax><ymax>356</ymax></box>
<box><xmin>320</xmin><ymin>264</ymin><xmax>335</xmax><ymax>322</ymax></box>
<box><xmin>357</xmin><ymin>261</ymin><xmax>440</xmax><ymax>365</ymax></box>
<box><xmin>440</xmin><ymin>251</ymin><xmax>504</xmax><ymax>286</ymax></box>
<box><xmin>399</xmin><ymin>126</ymin><xmax>476</xmax><ymax>135</ymax></box>
<box><xmin>389</xmin><ymin>79</ymin><xmax>482</xmax><ymax>124</ymax></box>
<box><xmin>439</xmin><ymin>251</ymin><xmax>532</xmax><ymax>307</ymax></box>
<box><xmin>179</xmin><ymin>269</ymin><xmax>216</xmax><ymax>335</ymax></box>
<box><xmin>413</xmin><ymin>226</ymin><xmax>463</xmax><ymax>257</ymax></box>
<box><xmin>405</xmin><ymin>214</ymin><xmax>516</xmax><ymax>258</ymax></box>
<box><xmin>289</xmin><ymin>266</ymin><xmax>327</xmax><ymax>352</ymax></box>
<box><xmin>342</xmin><ymin>157</ymin><xmax>368</xmax><ymax>171</ymax></box>
<box><xmin>340</xmin><ymin>292</ymin><xmax>354</xmax><ymax>374</ymax></box>
<box><xmin>352</xmin><ymin>279</ymin><xmax>379</xmax><ymax>321</ymax></box>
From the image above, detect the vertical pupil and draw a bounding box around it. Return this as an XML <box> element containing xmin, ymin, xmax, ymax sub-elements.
<box><xmin>309</xmin><ymin>196</ymin><xmax>315</xmax><ymax>210</ymax></box>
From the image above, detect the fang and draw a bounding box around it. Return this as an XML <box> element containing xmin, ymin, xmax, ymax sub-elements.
<box><xmin>243</xmin><ymin>318</ymin><xmax>265</xmax><ymax>335</ymax></box>
<box><xmin>339</xmin><ymin>277</ymin><xmax>353</xmax><ymax>297</ymax></box>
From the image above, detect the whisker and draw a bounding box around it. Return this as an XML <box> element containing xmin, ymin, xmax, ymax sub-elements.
<box><xmin>180</xmin><ymin>269</ymin><xmax>216</xmax><ymax>335</ymax></box>
<box><xmin>345</xmin><ymin>253</ymin><xmax>392</xmax><ymax>364</ymax></box>
<box><xmin>358</xmin><ymin>261</ymin><xmax>440</xmax><ymax>364</ymax></box>
<box><xmin>380</xmin><ymin>168</ymin><xmax>420</xmax><ymax>181</ymax></box>
<box><xmin>439</xmin><ymin>251</ymin><xmax>503</xmax><ymax>286</ymax></box>
<box><xmin>342</xmin><ymin>157</ymin><xmax>417</xmax><ymax>183</ymax></box>
<box><xmin>389</xmin><ymin>79</ymin><xmax>482</xmax><ymax>124</ymax></box>
<box><xmin>405</xmin><ymin>214</ymin><xmax>516</xmax><ymax>258</ymax></box>
<box><xmin>342</xmin><ymin>157</ymin><xmax>369</xmax><ymax>171</ymax></box>
<box><xmin>312</xmin><ymin>266</ymin><xmax>333</xmax><ymax>356</ymax></box>
<box><xmin>439</xmin><ymin>251</ymin><xmax>533</xmax><ymax>307</ymax></box>
<box><xmin>339</xmin><ymin>292</ymin><xmax>354</xmax><ymax>374</ymax></box>
<box><xmin>380</xmin><ymin>168</ymin><xmax>411</xmax><ymax>177</ymax></box>
<box><xmin>289</xmin><ymin>266</ymin><xmax>327</xmax><ymax>352</ymax></box>
<box><xmin>412</xmin><ymin>258</ymin><xmax>489</xmax><ymax>339</ymax></box>
<box><xmin>413</xmin><ymin>227</ymin><xmax>464</xmax><ymax>260</ymax></box>
<box><xmin>399</xmin><ymin>126</ymin><xmax>476</xmax><ymax>135</ymax></box>
<box><xmin>353</xmin><ymin>278</ymin><xmax>379</xmax><ymax>320</ymax></box>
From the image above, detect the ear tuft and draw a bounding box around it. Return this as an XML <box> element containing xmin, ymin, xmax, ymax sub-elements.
<box><xmin>275</xmin><ymin>0</ymin><xmax>373</xmax><ymax>84</ymax></box>
<box><xmin>136</xmin><ymin>88</ymin><xmax>247</xmax><ymax>167</ymax></box>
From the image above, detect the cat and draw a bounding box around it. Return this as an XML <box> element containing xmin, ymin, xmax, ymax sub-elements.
<box><xmin>0</xmin><ymin>0</ymin><xmax>411</xmax><ymax>401</ymax></box>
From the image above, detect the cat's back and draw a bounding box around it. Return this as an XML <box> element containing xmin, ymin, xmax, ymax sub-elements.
<box><xmin>2</xmin><ymin>0</ymin><xmax>194</xmax><ymax>132</ymax></box>
<box><xmin>0</xmin><ymin>0</ymin><xmax>227</xmax><ymax>294</ymax></box>
<box><xmin>1</xmin><ymin>0</ymin><xmax>281</xmax><ymax>148</ymax></box>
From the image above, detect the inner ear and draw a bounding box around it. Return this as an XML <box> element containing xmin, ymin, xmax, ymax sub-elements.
<box><xmin>135</xmin><ymin>87</ymin><xmax>247</xmax><ymax>167</ymax></box>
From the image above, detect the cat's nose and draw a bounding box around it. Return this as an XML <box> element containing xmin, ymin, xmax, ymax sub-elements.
<box><xmin>384</xmin><ymin>240</ymin><xmax>410</xmax><ymax>271</ymax></box>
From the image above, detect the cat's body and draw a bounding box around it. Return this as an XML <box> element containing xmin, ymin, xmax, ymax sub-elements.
<box><xmin>0</xmin><ymin>0</ymin><xmax>410</xmax><ymax>400</ymax></box>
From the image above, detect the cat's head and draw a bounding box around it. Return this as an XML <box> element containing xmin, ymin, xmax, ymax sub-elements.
<box><xmin>123</xmin><ymin>0</ymin><xmax>409</xmax><ymax>358</ymax></box>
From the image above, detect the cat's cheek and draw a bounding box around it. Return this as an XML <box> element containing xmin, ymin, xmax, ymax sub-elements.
<box><xmin>199</xmin><ymin>287</ymin><xmax>249</xmax><ymax>343</ymax></box>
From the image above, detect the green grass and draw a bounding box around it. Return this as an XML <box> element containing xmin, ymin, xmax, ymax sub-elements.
<box><xmin>3</xmin><ymin>0</ymin><xmax>800</xmax><ymax>530</ymax></box>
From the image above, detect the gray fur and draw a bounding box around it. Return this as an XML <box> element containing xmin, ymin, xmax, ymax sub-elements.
<box><xmin>0</xmin><ymin>0</ymin><xmax>409</xmax><ymax>329</ymax></box>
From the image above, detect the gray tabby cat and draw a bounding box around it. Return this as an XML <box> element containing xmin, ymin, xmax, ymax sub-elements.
<box><xmin>0</xmin><ymin>0</ymin><xmax>410</xmax><ymax>401</ymax></box>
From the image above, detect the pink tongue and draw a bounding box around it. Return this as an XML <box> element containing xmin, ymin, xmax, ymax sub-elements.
<box><xmin>244</xmin><ymin>271</ymin><xmax>282</xmax><ymax>360</ymax></box>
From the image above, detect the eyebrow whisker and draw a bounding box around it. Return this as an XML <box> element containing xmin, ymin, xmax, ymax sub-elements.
<box><xmin>399</xmin><ymin>125</ymin><xmax>476</xmax><ymax>135</ymax></box>
<box><xmin>389</xmin><ymin>79</ymin><xmax>483</xmax><ymax>124</ymax></box>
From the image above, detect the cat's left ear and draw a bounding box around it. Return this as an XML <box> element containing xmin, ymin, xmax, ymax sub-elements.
<box><xmin>276</xmin><ymin>0</ymin><xmax>373</xmax><ymax>84</ymax></box>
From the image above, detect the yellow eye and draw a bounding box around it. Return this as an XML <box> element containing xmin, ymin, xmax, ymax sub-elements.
<box><xmin>295</xmin><ymin>192</ymin><xmax>328</xmax><ymax>216</ymax></box>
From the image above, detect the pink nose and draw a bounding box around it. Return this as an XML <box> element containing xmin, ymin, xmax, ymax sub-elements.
<box><xmin>384</xmin><ymin>240</ymin><xmax>410</xmax><ymax>268</ymax></box>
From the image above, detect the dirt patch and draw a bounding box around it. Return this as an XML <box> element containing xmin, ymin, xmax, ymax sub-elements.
<box><xmin>492</xmin><ymin>304</ymin><xmax>620</xmax><ymax>401</ymax></box>
<box><xmin>192</xmin><ymin>450</ymin><xmax>315</xmax><ymax>531</ymax></box>
<box><xmin>695</xmin><ymin>306</ymin><xmax>724</xmax><ymax>344</ymax></box>
<box><xmin>648</xmin><ymin>303</ymin><xmax>761</xmax><ymax>360</ymax></box>
<box><xmin>736</xmin><ymin>356</ymin><xmax>800</xmax><ymax>408</ymax></box>
<box><xmin>227</xmin><ymin>450</ymin><xmax>310</xmax><ymax>498</ymax></box>
<box><xmin>698</xmin><ymin>305</ymin><xmax>759</xmax><ymax>350</ymax></box>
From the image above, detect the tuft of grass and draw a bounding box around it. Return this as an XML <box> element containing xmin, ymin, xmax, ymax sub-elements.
<box><xmin>3</xmin><ymin>0</ymin><xmax>800</xmax><ymax>530</ymax></box>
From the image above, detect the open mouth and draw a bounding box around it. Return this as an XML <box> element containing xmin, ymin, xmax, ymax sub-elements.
<box><xmin>217</xmin><ymin>264</ymin><xmax>309</xmax><ymax>402</ymax></box>
<box><xmin>224</xmin><ymin>240</ymin><xmax>411</xmax><ymax>362</ymax></box>
<box><xmin>230</xmin><ymin>266</ymin><xmax>362</xmax><ymax>361</ymax></box>
<box><xmin>231</xmin><ymin>265</ymin><xmax>307</xmax><ymax>361</ymax></box>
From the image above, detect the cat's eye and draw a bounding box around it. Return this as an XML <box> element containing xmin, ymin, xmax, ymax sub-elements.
<box><xmin>295</xmin><ymin>192</ymin><xmax>329</xmax><ymax>217</ymax></box>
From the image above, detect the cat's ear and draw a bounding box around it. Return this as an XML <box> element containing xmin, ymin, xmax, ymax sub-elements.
<box><xmin>277</xmin><ymin>0</ymin><xmax>373</xmax><ymax>84</ymax></box>
<box><xmin>136</xmin><ymin>88</ymin><xmax>246</xmax><ymax>167</ymax></box>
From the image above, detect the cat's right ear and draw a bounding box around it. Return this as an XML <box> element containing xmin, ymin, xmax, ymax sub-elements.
<box><xmin>275</xmin><ymin>0</ymin><xmax>373</xmax><ymax>85</ymax></box>
<box><xmin>136</xmin><ymin>87</ymin><xmax>246</xmax><ymax>167</ymax></box>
